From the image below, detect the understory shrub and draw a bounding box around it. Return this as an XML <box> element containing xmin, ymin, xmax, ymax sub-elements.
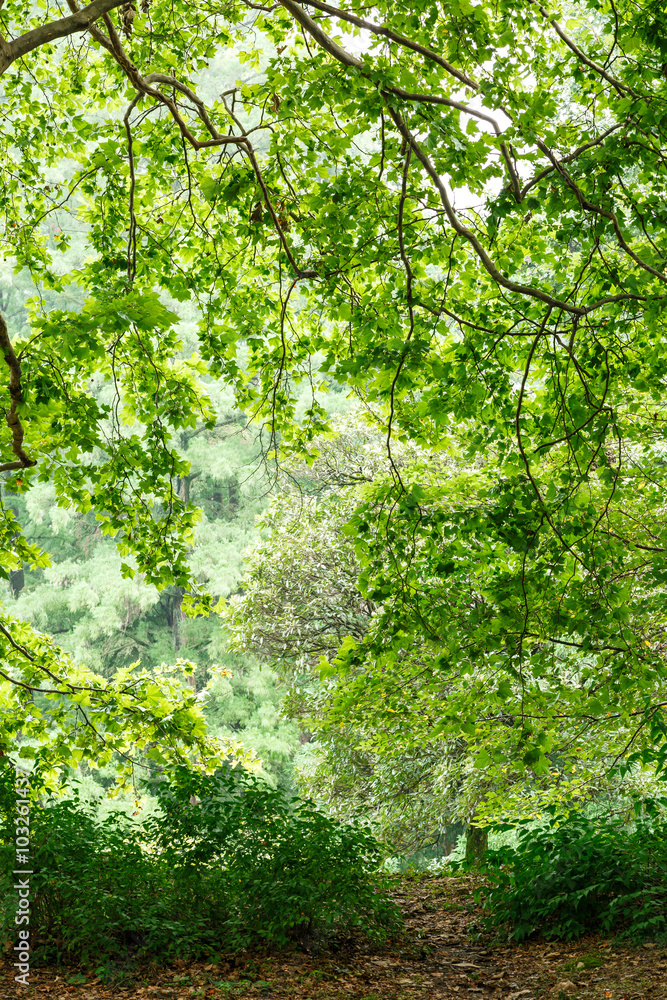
<box><xmin>0</xmin><ymin>765</ymin><xmax>401</xmax><ymax>965</ymax></box>
<box><xmin>481</xmin><ymin>812</ymin><xmax>667</xmax><ymax>942</ymax></box>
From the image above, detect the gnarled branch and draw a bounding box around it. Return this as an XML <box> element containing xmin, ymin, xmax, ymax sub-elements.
<box><xmin>0</xmin><ymin>0</ymin><xmax>126</xmax><ymax>76</ymax></box>
<box><xmin>0</xmin><ymin>313</ymin><xmax>35</xmax><ymax>471</ymax></box>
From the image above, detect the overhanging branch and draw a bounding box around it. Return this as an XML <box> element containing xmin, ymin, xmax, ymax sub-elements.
<box><xmin>0</xmin><ymin>0</ymin><xmax>126</xmax><ymax>75</ymax></box>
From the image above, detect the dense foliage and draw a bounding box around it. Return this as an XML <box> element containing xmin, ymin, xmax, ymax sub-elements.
<box><xmin>0</xmin><ymin>766</ymin><xmax>400</xmax><ymax>967</ymax></box>
<box><xmin>480</xmin><ymin>812</ymin><xmax>667</xmax><ymax>943</ymax></box>
<box><xmin>225</xmin><ymin>413</ymin><xmax>665</xmax><ymax>847</ymax></box>
<box><xmin>2</xmin><ymin>0</ymin><xmax>667</xmax><ymax>823</ymax></box>
<box><xmin>0</xmin><ymin>370</ymin><xmax>302</xmax><ymax>785</ymax></box>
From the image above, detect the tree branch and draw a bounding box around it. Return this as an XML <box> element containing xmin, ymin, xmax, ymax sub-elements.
<box><xmin>532</xmin><ymin>135</ymin><xmax>667</xmax><ymax>285</ymax></box>
<box><xmin>296</xmin><ymin>0</ymin><xmax>478</xmax><ymax>90</ymax></box>
<box><xmin>527</xmin><ymin>0</ymin><xmax>637</xmax><ymax>99</ymax></box>
<box><xmin>282</xmin><ymin>2</ymin><xmax>526</xmax><ymax>205</ymax></box>
<box><xmin>519</xmin><ymin>123</ymin><xmax>625</xmax><ymax>200</ymax></box>
<box><xmin>113</xmin><ymin>51</ymin><xmax>319</xmax><ymax>277</ymax></box>
<box><xmin>386</xmin><ymin>110</ymin><xmax>586</xmax><ymax>316</ymax></box>
<box><xmin>0</xmin><ymin>313</ymin><xmax>36</xmax><ymax>471</ymax></box>
<box><xmin>65</xmin><ymin>0</ymin><xmax>116</xmax><ymax>54</ymax></box>
<box><xmin>0</xmin><ymin>0</ymin><xmax>126</xmax><ymax>76</ymax></box>
<box><xmin>276</xmin><ymin>1</ymin><xmax>654</xmax><ymax>314</ymax></box>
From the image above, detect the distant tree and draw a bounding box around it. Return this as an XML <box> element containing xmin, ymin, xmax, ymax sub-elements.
<box><xmin>226</xmin><ymin>414</ymin><xmax>664</xmax><ymax>846</ymax></box>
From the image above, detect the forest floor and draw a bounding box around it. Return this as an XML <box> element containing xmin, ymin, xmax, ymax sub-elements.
<box><xmin>3</xmin><ymin>873</ymin><xmax>666</xmax><ymax>1000</ymax></box>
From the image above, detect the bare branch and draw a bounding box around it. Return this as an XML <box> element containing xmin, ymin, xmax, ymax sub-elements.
<box><xmin>0</xmin><ymin>460</ymin><xmax>29</xmax><ymax>472</ymax></box>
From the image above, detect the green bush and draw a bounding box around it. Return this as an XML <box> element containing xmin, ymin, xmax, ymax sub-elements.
<box><xmin>481</xmin><ymin>812</ymin><xmax>667</xmax><ymax>942</ymax></box>
<box><xmin>0</xmin><ymin>765</ymin><xmax>401</xmax><ymax>965</ymax></box>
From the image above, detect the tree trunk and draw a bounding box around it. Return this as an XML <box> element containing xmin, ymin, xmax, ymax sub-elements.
<box><xmin>172</xmin><ymin>587</ymin><xmax>184</xmax><ymax>653</ymax></box>
<box><xmin>465</xmin><ymin>824</ymin><xmax>488</xmax><ymax>868</ymax></box>
<box><xmin>176</xmin><ymin>471</ymin><xmax>201</xmax><ymax>505</ymax></box>
<box><xmin>9</xmin><ymin>567</ymin><xmax>24</xmax><ymax>598</ymax></box>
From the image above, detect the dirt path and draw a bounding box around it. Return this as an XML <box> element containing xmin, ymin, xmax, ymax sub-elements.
<box><xmin>3</xmin><ymin>874</ymin><xmax>665</xmax><ymax>999</ymax></box>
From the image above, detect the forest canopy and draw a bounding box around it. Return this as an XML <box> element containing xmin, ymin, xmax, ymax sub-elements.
<box><xmin>1</xmin><ymin>0</ymin><xmax>667</xmax><ymax>814</ymax></box>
